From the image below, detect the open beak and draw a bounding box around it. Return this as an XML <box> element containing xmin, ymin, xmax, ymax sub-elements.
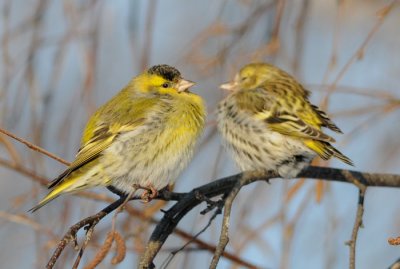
<box><xmin>177</xmin><ymin>79</ymin><xmax>195</xmax><ymax>93</ymax></box>
<box><xmin>219</xmin><ymin>81</ymin><xmax>238</xmax><ymax>91</ymax></box>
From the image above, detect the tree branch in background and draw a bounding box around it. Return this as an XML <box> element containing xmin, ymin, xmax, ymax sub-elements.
<box><xmin>0</xmin><ymin>127</ymin><xmax>70</xmax><ymax>165</ymax></box>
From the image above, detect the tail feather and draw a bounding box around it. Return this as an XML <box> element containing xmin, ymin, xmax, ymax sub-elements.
<box><xmin>29</xmin><ymin>191</ymin><xmax>61</xmax><ymax>212</ymax></box>
<box><xmin>330</xmin><ymin>146</ymin><xmax>354</xmax><ymax>166</ymax></box>
<box><xmin>29</xmin><ymin>177</ymin><xmax>79</xmax><ymax>212</ymax></box>
<box><xmin>304</xmin><ymin>140</ymin><xmax>353</xmax><ymax>166</ymax></box>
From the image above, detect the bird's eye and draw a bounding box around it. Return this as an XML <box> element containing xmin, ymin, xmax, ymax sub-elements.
<box><xmin>241</xmin><ymin>77</ymin><xmax>248</xmax><ymax>81</ymax></box>
<box><xmin>162</xmin><ymin>83</ymin><xmax>169</xmax><ymax>88</ymax></box>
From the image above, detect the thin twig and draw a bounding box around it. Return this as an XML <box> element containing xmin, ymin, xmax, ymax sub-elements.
<box><xmin>209</xmin><ymin>173</ymin><xmax>252</xmax><ymax>269</ymax></box>
<box><xmin>347</xmin><ymin>186</ymin><xmax>367</xmax><ymax>269</ymax></box>
<box><xmin>75</xmin><ymin>192</ymin><xmax>133</xmax><ymax>269</ymax></box>
<box><xmin>140</xmin><ymin>0</ymin><xmax>158</xmax><ymax>70</ymax></box>
<box><xmin>161</xmin><ymin>202</ymin><xmax>223</xmax><ymax>269</ymax></box>
<box><xmin>323</xmin><ymin>0</ymin><xmax>397</xmax><ymax>102</ymax></box>
<box><xmin>46</xmin><ymin>196</ymin><xmax>126</xmax><ymax>269</ymax></box>
<box><xmin>0</xmin><ymin>127</ymin><xmax>70</xmax><ymax>165</ymax></box>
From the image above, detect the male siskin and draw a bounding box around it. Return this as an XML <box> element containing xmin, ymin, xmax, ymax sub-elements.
<box><xmin>31</xmin><ymin>64</ymin><xmax>205</xmax><ymax>212</ymax></box>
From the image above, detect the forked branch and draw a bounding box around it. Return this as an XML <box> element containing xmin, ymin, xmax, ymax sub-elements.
<box><xmin>46</xmin><ymin>166</ymin><xmax>400</xmax><ymax>269</ymax></box>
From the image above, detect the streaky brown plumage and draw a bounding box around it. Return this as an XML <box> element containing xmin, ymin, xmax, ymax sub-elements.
<box><xmin>217</xmin><ymin>63</ymin><xmax>353</xmax><ymax>178</ymax></box>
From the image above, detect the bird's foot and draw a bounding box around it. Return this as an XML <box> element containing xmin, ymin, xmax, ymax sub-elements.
<box><xmin>132</xmin><ymin>184</ymin><xmax>158</xmax><ymax>203</ymax></box>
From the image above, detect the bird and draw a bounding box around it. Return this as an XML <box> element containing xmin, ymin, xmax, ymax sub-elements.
<box><xmin>217</xmin><ymin>62</ymin><xmax>353</xmax><ymax>178</ymax></box>
<box><xmin>30</xmin><ymin>64</ymin><xmax>206</xmax><ymax>212</ymax></box>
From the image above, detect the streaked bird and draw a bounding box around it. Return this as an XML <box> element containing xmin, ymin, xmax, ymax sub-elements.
<box><xmin>217</xmin><ymin>62</ymin><xmax>353</xmax><ymax>178</ymax></box>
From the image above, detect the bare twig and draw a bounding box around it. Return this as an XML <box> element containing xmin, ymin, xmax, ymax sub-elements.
<box><xmin>323</xmin><ymin>0</ymin><xmax>397</xmax><ymax>103</ymax></box>
<box><xmin>140</xmin><ymin>0</ymin><xmax>158</xmax><ymax>70</ymax></box>
<box><xmin>347</xmin><ymin>186</ymin><xmax>367</xmax><ymax>269</ymax></box>
<box><xmin>161</xmin><ymin>201</ymin><xmax>224</xmax><ymax>269</ymax></box>
<box><xmin>138</xmin><ymin>166</ymin><xmax>400</xmax><ymax>268</ymax></box>
<box><xmin>0</xmin><ymin>127</ymin><xmax>69</xmax><ymax>165</ymax></box>
<box><xmin>209</xmin><ymin>174</ymin><xmax>249</xmax><ymax>269</ymax></box>
<box><xmin>46</xmin><ymin>196</ymin><xmax>126</xmax><ymax>269</ymax></box>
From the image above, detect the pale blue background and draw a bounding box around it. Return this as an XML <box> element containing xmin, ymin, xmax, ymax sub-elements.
<box><xmin>0</xmin><ymin>0</ymin><xmax>399</xmax><ymax>268</ymax></box>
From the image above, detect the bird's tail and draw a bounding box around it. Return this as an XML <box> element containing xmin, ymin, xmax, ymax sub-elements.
<box><xmin>29</xmin><ymin>177</ymin><xmax>79</xmax><ymax>212</ymax></box>
<box><xmin>304</xmin><ymin>140</ymin><xmax>354</xmax><ymax>166</ymax></box>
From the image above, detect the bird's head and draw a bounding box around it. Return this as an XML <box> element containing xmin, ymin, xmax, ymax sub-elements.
<box><xmin>220</xmin><ymin>63</ymin><xmax>281</xmax><ymax>91</ymax></box>
<box><xmin>134</xmin><ymin>64</ymin><xmax>195</xmax><ymax>95</ymax></box>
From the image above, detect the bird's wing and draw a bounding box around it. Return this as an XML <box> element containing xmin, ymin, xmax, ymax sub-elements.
<box><xmin>47</xmin><ymin>122</ymin><xmax>141</xmax><ymax>189</ymax></box>
<box><xmin>262</xmin><ymin>111</ymin><xmax>335</xmax><ymax>142</ymax></box>
<box><xmin>240</xmin><ymin>87</ymin><xmax>336</xmax><ymax>143</ymax></box>
<box><xmin>48</xmin><ymin>95</ymin><xmax>158</xmax><ymax>189</ymax></box>
<box><xmin>309</xmin><ymin>103</ymin><xmax>342</xmax><ymax>133</ymax></box>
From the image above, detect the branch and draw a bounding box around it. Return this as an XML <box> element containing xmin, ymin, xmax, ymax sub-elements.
<box><xmin>347</xmin><ymin>186</ymin><xmax>367</xmax><ymax>269</ymax></box>
<box><xmin>0</xmin><ymin>157</ymin><xmax>257</xmax><ymax>269</ymax></box>
<box><xmin>138</xmin><ymin>166</ymin><xmax>400</xmax><ymax>268</ymax></box>
<box><xmin>0</xmin><ymin>127</ymin><xmax>70</xmax><ymax>165</ymax></box>
<box><xmin>45</xmin><ymin>165</ymin><xmax>400</xmax><ymax>269</ymax></box>
<box><xmin>210</xmin><ymin>174</ymin><xmax>251</xmax><ymax>268</ymax></box>
<box><xmin>46</xmin><ymin>196</ymin><xmax>126</xmax><ymax>269</ymax></box>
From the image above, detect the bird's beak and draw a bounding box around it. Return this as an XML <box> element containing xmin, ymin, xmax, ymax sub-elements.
<box><xmin>219</xmin><ymin>81</ymin><xmax>237</xmax><ymax>91</ymax></box>
<box><xmin>177</xmin><ymin>79</ymin><xmax>195</xmax><ymax>92</ymax></box>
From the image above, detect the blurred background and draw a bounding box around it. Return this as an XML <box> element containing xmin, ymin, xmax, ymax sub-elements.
<box><xmin>0</xmin><ymin>0</ymin><xmax>399</xmax><ymax>268</ymax></box>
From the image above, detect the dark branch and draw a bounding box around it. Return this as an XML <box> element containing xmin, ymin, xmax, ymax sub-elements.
<box><xmin>138</xmin><ymin>166</ymin><xmax>400</xmax><ymax>268</ymax></box>
<box><xmin>160</xmin><ymin>202</ymin><xmax>223</xmax><ymax>269</ymax></box>
<box><xmin>46</xmin><ymin>165</ymin><xmax>400</xmax><ymax>269</ymax></box>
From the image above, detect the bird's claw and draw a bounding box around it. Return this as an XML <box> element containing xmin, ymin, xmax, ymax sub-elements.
<box><xmin>133</xmin><ymin>184</ymin><xmax>158</xmax><ymax>203</ymax></box>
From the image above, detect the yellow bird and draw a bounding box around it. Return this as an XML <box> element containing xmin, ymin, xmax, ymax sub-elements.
<box><xmin>31</xmin><ymin>65</ymin><xmax>206</xmax><ymax>212</ymax></box>
<box><xmin>217</xmin><ymin>63</ymin><xmax>353</xmax><ymax>178</ymax></box>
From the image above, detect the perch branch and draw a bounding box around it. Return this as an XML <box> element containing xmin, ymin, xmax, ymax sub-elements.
<box><xmin>45</xmin><ymin>165</ymin><xmax>400</xmax><ymax>269</ymax></box>
<box><xmin>138</xmin><ymin>166</ymin><xmax>400</xmax><ymax>268</ymax></box>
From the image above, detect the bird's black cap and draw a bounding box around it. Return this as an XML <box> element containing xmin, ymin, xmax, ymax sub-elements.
<box><xmin>148</xmin><ymin>64</ymin><xmax>181</xmax><ymax>82</ymax></box>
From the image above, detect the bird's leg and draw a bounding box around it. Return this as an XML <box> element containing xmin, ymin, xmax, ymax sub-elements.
<box><xmin>140</xmin><ymin>184</ymin><xmax>158</xmax><ymax>203</ymax></box>
<box><xmin>132</xmin><ymin>184</ymin><xmax>159</xmax><ymax>203</ymax></box>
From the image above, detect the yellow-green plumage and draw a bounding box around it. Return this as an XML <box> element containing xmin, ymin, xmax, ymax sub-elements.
<box><xmin>31</xmin><ymin>65</ymin><xmax>205</xmax><ymax>212</ymax></box>
<box><xmin>217</xmin><ymin>63</ymin><xmax>353</xmax><ymax>178</ymax></box>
